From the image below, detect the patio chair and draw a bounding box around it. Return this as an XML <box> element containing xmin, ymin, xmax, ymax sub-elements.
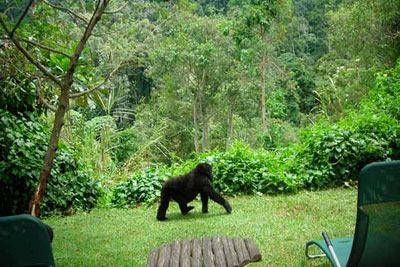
<box><xmin>305</xmin><ymin>160</ymin><xmax>400</xmax><ymax>267</ymax></box>
<box><xmin>0</xmin><ymin>214</ymin><xmax>55</xmax><ymax>266</ymax></box>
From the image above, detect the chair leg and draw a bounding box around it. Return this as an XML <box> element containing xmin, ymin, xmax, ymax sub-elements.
<box><xmin>305</xmin><ymin>242</ymin><xmax>327</xmax><ymax>259</ymax></box>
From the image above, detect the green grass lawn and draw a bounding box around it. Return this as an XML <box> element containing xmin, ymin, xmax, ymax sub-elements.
<box><xmin>44</xmin><ymin>188</ymin><xmax>357</xmax><ymax>266</ymax></box>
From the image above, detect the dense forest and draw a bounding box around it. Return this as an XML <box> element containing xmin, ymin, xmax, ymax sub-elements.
<box><xmin>1</xmin><ymin>0</ymin><xmax>399</xmax><ymax>216</ymax></box>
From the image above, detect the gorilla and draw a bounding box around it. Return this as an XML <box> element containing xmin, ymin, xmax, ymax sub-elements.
<box><xmin>156</xmin><ymin>163</ymin><xmax>232</xmax><ymax>221</ymax></box>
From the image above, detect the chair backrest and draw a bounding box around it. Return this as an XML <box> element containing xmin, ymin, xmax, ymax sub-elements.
<box><xmin>347</xmin><ymin>160</ymin><xmax>400</xmax><ymax>267</ymax></box>
<box><xmin>0</xmin><ymin>214</ymin><xmax>55</xmax><ymax>266</ymax></box>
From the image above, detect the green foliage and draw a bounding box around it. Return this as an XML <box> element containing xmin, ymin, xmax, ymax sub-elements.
<box><xmin>84</xmin><ymin>115</ymin><xmax>117</xmax><ymax>138</ymax></box>
<box><xmin>2</xmin><ymin>0</ymin><xmax>400</xmax><ymax>214</ymax></box>
<box><xmin>299</xmin><ymin>61</ymin><xmax>400</xmax><ymax>188</ymax></box>
<box><xmin>300</xmin><ymin>115</ymin><xmax>398</xmax><ymax>188</ymax></box>
<box><xmin>111</xmin><ymin>127</ymin><xmax>139</xmax><ymax>166</ymax></box>
<box><xmin>261</xmin><ymin>119</ymin><xmax>298</xmax><ymax>149</ymax></box>
<box><xmin>0</xmin><ymin>110</ymin><xmax>102</xmax><ymax>216</ymax></box>
<box><xmin>199</xmin><ymin>142</ymin><xmax>302</xmax><ymax>195</ymax></box>
<box><xmin>0</xmin><ymin>110</ymin><xmax>47</xmax><ymax>215</ymax></box>
<box><xmin>108</xmin><ymin>61</ymin><xmax>400</xmax><ymax>206</ymax></box>
<box><xmin>111</xmin><ymin>168</ymin><xmax>166</xmax><ymax>207</ymax></box>
<box><xmin>0</xmin><ymin>77</ymin><xmax>37</xmax><ymax>114</ymax></box>
<box><xmin>41</xmin><ymin>145</ymin><xmax>103</xmax><ymax>216</ymax></box>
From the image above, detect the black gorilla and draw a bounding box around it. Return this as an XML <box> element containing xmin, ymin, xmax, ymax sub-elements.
<box><xmin>156</xmin><ymin>163</ymin><xmax>232</xmax><ymax>221</ymax></box>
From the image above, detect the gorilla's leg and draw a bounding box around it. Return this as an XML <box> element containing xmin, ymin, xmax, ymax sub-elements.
<box><xmin>201</xmin><ymin>192</ymin><xmax>209</xmax><ymax>213</ymax></box>
<box><xmin>203</xmin><ymin>186</ymin><xmax>232</xmax><ymax>213</ymax></box>
<box><xmin>178</xmin><ymin>202</ymin><xmax>194</xmax><ymax>215</ymax></box>
<box><xmin>156</xmin><ymin>189</ymin><xmax>171</xmax><ymax>221</ymax></box>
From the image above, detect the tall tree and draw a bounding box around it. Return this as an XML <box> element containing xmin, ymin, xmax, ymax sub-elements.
<box><xmin>230</xmin><ymin>0</ymin><xmax>289</xmax><ymax>134</ymax></box>
<box><xmin>149</xmin><ymin>10</ymin><xmax>232</xmax><ymax>153</ymax></box>
<box><xmin>0</xmin><ymin>0</ymin><xmax>127</xmax><ymax>216</ymax></box>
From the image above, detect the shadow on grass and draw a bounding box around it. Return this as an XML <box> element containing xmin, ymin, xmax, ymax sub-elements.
<box><xmin>163</xmin><ymin>210</ymin><xmax>230</xmax><ymax>221</ymax></box>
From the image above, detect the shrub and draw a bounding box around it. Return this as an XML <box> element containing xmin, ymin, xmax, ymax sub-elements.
<box><xmin>111</xmin><ymin>168</ymin><xmax>166</xmax><ymax>207</ymax></box>
<box><xmin>41</xmin><ymin>145</ymin><xmax>103</xmax><ymax>216</ymax></box>
<box><xmin>198</xmin><ymin>142</ymin><xmax>303</xmax><ymax>195</ymax></box>
<box><xmin>298</xmin><ymin>61</ymin><xmax>400</xmax><ymax>188</ymax></box>
<box><xmin>299</xmin><ymin>114</ymin><xmax>398</xmax><ymax>188</ymax></box>
<box><xmin>0</xmin><ymin>110</ymin><xmax>102</xmax><ymax>216</ymax></box>
<box><xmin>260</xmin><ymin>119</ymin><xmax>298</xmax><ymax>149</ymax></box>
<box><xmin>111</xmin><ymin>127</ymin><xmax>139</xmax><ymax>166</ymax></box>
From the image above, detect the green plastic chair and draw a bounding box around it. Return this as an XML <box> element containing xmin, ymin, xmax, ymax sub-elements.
<box><xmin>305</xmin><ymin>160</ymin><xmax>400</xmax><ymax>266</ymax></box>
<box><xmin>0</xmin><ymin>214</ymin><xmax>55</xmax><ymax>266</ymax></box>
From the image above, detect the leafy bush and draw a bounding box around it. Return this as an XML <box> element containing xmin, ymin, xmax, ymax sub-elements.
<box><xmin>260</xmin><ymin>119</ymin><xmax>298</xmax><ymax>149</ymax></box>
<box><xmin>84</xmin><ymin>115</ymin><xmax>117</xmax><ymax>141</ymax></box>
<box><xmin>196</xmin><ymin>142</ymin><xmax>302</xmax><ymax>195</ymax></box>
<box><xmin>41</xmin><ymin>145</ymin><xmax>103</xmax><ymax>216</ymax></box>
<box><xmin>0</xmin><ymin>110</ymin><xmax>102</xmax><ymax>216</ymax></box>
<box><xmin>111</xmin><ymin>168</ymin><xmax>166</xmax><ymax>207</ymax></box>
<box><xmin>298</xmin><ymin>61</ymin><xmax>400</xmax><ymax>188</ymax></box>
<box><xmin>299</xmin><ymin>114</ymin><xmax>398</xmax><ymax>188</ymax></box>
<box><xmin>111</xmin><ymin>127</ymin><xmax>139</xmax><ymax>166</ymax></box>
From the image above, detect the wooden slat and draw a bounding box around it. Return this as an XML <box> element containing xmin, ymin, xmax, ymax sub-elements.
<box><xmin>147</xmin><ymin>236</ymin><xmax>261</xmax><ymax>267</ymax></box>
<box><xmin>232</xmin><ymin>237</ymin><xmax>245</xmax><ymax>265</ymax></box>
<box><xmin>203</xmin><ymin>237</ymin><xmax>215</xmax><ymax>267</ymax></box>
<box><xmin>212</xmin><ymin>236</ymin><xmax>227</xmax><ymax>267</ymax></box>
<box><xmin>221</xmin><ymin>236</ymin><xmax>239</xmax><ymax>267</ymax></box>
<box><xmin>146</xmin><ymin>248</ymin><xmax>159</xmax><ymax>267</ymax></box>
<box><xmin>157</xmin><ymin>243</ymin><xmax>171</xmax><ymax>267</ymax></box>
<box><xmin>191</xmin><ymin>239</ymin><xmax>202</xmax><ymax>267</ymax></box>
<box><xmin>238</xmin><ymin>238</ymin><xmax>251</xmax><ymax>266</ymax></box>
<box><xmin>169</xmin><ymin>240</ymin><xmax>181</xmax><ymax>267</ymax></box>
<box><xmin>244</xmin><ymin>238</ymin><xmax>262</xmax><ymax>262</ymax></box>
<box><xmin>180</xmin><ymin>239</ymin><xmax>191</xmax><ymax>267</ymax></box>
<box><xmin>232</xmin><ymin>237</ymin><xmax>251</xmax><ymax>266</ymax></box>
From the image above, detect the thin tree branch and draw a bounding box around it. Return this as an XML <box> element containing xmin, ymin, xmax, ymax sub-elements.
<box><xmin>104</xmin><ymin>1</ymin><xmax>129</xmax><ymax>14</ymax></box>
<box><xmin>0</xmin><ymin>16</ymin><xmax>62</xmax><ymax>86</ymax></box>
<box><xmin>70</xmin><ymin>61</ymin><xmax>124</xmax><ymax>98</ymax></box>
<box><xmin>43</xmin><ymin>0</ymin><xmax>89</xmax><ymax>24</ymax></box>
<box><xmin>18</xmin><ymin>37</ymin><xmax>72</xmax><ymax>58</ymax></box>
<box><xmin>10</xmin><ymin>0</ymin><xmax>34</xmax><ymax>37</ymax></box>
<box><xmin>64</xmin><ymin>0</ymin><xmax>106</xmax><ymax>86</ymax></box>
<box><xmin>35</xmin><ymin>78</ymin><xmax>57</xmax><ymax>112</ymax></box>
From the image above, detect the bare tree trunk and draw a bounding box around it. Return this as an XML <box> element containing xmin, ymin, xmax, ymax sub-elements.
<box><xmin>199</xmin><ymin>69</ymin><xmax>208</xmax><ymax>152</ymax></box>
<box><xmin>190</xmin><ymin>93</ymin><xmax>200</xmax><ymax>153</ymax></box>
<box><xmin>29</xmin><ymin>85</ymin><xmax>69</xmax><ymax>216</ymax></box>
<box><xmin>226</xmin><ymin>100</ymin><xmax>235</xmax><ymax>151</ymax></box>
<box><xmin>199</xmin><ymin>91</ymin><xmax>206</xmax><ymax>153</ymax></box>
<box><xmin>202</xmin><ymin>116</ymin><xmax>209</xmax><ymax>152</ymax></box>
<box><xmin>199</xmin><ymin>91</ymin><xmax>209</xmax><ymax>152</ymax></box>
<box><xmin>260</xmin><ymin>25</ymin><xmax>267</xmax><ymax>134</ymax></box>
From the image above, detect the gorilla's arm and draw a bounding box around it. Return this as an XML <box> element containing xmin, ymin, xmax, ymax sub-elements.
<box><xmin>201</xmin><ymin>185</ymin><xmax>232</xmax><ymax>213</ymax></box>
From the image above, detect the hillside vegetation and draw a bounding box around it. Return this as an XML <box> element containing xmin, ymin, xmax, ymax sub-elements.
<box><xmin>0</xmin><ymin>0</ymin><xmax>399</xmax><ymax>215</ymax></box>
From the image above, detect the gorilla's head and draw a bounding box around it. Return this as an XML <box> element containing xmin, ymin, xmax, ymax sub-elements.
<box><xmin>195</xmin><ymin>163</ymin><xmax>213</xmax><ymax>181</ymax></box>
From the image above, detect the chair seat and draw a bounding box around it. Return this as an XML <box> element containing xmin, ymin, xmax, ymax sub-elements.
<box><xmin>306</xmin><ymin>237</ymin><xmax>353</xmax><ymax>266</ymax></box>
